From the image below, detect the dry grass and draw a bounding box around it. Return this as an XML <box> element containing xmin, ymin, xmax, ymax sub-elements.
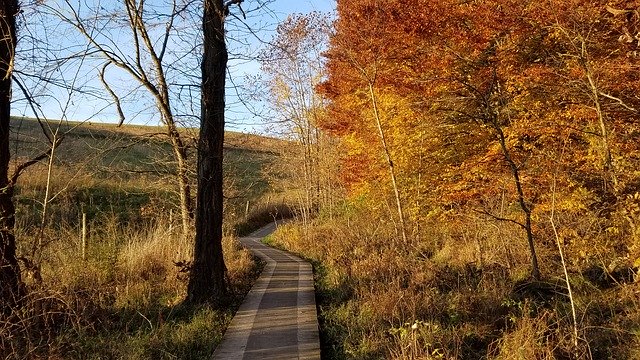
<box><xmin>1</xmin><ymin>118</ymin><xmax>280</xmax><ymax>359</ymax></box>
<box><xmin>490</xmin><ymin>308</ymin><xmax>556</xmax><ymax>360</ymax></box>
<box><xmin>267</xmin><ymin>196</ymin><xmax>640</xmax><ymax>360</ymax></box>
<box><xmin>2</xmin><ymin>212</ymin><xmax>261</xmax><ymax>359</ymax></box>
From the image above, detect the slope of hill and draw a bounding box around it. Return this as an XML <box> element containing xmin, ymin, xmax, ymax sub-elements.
<box><xmin>10</xmin><ymin>117</ymin><xmax>282</xmax><ymax>228</ymax></box>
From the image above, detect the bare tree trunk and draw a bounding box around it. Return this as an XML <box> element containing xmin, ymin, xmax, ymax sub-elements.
<box><xmin>494</xmin><ymin>123</ymin><xmax>540</xmax><ymax>280</ymax></box>
<box><xmin>187</xmin><ymin>0</ymin><xmax>227</xmax><ymax>305</ymax></box>
<box><xmin>558</xmin><ymin>31</ymin><xmax>617</xmax><ymax>194</ymax></box>
<box><xmin>368</xmin><ymin>82</ymin><xmax>408</xmax><ymax>244</ymax></box>
<box><xmin>0</xmin><ymin>0</ymin><xmax>23</xmax><ymax>315</ymax></box>
<box><xmin>127</xmin><ymin>0</ymin><xmax>195</xmax><ymax>236</ymax></box>
<box><xmin>582</xmin><ymin>53</ymin><xmax>617</xmax><ymax>193</ymax></box>
<box><xmin>64</xmin><ymin>0</ymin><xmax>195</xmax><ymax>236</ymax></box>
<box><xmin>139</xmin><ymin>3</ymin><xmax>194</xmax><ymax>234</ymax></box>
<box><xmin>477</xmin><ymin>67</ymin><xmax>540</xmax><ymax>280</ymax></box>
<box><xmin>175</xmin><ymin>151</ymin><xmax>193</xmax><ymax>235</ymax></box>
<box><xmin>34</xmin><ymin>129</ymin><xmax>59</xmax><ymax>261</ymax></box>
<box><xmin>161</xmin><ymin>109</ymin><xmax>193</xmax><ymax>235</ymax></box>
<box><xmin>549</xmin><ymin>168</ymin><xmax>579</xmax><ymax>352</ymax></box>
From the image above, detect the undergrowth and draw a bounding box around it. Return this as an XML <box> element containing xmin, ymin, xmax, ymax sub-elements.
<box><xmin>268</xmin><ymin>200</ymin><xmax>640</xmax><ymax>360</ymax></box>
<box><xmin>1</xmin><ymin>120</ymin><xmax>275</xmax><ymax>359</ymax></box>
<box><xmin>1</xmin><ymin>208</ymin><xmax>261</xmax><ymax>359</ymax></box>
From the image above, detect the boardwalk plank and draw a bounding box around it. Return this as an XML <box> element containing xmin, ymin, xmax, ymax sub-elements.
<box><xmin>212</xmin><ymin>224</ymin><xmax>321</xmax><ymax>360</ymax></box>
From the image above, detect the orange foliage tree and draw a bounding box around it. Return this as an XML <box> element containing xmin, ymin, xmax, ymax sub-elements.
<box><xmin>320</xmin><ymin>0</ymin><xmax>640</xmax><ymax>278</ymax></box>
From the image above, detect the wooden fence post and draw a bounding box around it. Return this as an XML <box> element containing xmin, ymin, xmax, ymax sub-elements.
<box><xmin>82</xmin><ymin>212</ymin><xmax>87</xmax><ymax>261</ymax></box>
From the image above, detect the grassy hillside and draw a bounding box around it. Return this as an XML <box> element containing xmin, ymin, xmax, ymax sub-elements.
<box><xmin>10</xmin><ymin>118</ymin><xmax>283</xmax><ymax>227</ymax></box>
<box><xmin>1</xmin><ymin>118</ymin><xmax>285</xmax><ymax>359</ymax></box>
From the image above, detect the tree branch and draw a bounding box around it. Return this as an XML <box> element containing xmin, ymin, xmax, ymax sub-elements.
<box><xmin>99</xmin><ymin>63</ymin><xmax>126</xmax><ymax>126</ymax></box>
<box><xmin>12</xmin><ymin>75</ymin><xmax>53</xmax><ymax>144</ymax></box>
<box><xmin>9</xmin><ymin>136</ymin><xmax>64</xmax><ymax>188</ymax></box>
<box><xmin>224</xmin><ymin>0</ymin><xmax>245</xmax><ymax>19</ymax></box>
<box><xmin>472</xmin><ymin>208</ymin><xmax>527</xmax><ymax>230</ymax></box>
<box><xmin>599</xmin><ymin>91</ymin><xmax>638</xmax><ymax>112</ymax></box>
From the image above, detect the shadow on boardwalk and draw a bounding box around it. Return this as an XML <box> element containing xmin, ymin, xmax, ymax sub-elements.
<box><xmin>212</xmin><ymin>223</ymin><xmax>321</xmax><ymax>359</ymax></box>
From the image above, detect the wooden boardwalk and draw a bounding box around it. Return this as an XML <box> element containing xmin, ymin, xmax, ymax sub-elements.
<box><xmin>212</xmin><ymin>223</ymin><xmax>321</xmax><ymax>359</ymax></box>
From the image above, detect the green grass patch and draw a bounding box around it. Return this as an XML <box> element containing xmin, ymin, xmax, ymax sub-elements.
<box><xmin>63</xmin><ymin>304</ymin><xmax>233</xmax><ymax>360</ymax></box>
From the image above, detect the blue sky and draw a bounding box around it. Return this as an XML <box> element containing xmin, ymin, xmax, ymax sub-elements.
<box><xmin>13</xmin><ymin>0</ymin><xmax>336</xmax><ymax>133</ymax></box>
<box><xmin>226</xmin><ymin>0</ymin><xmax>336</xmax><ymax>132</ymax></box>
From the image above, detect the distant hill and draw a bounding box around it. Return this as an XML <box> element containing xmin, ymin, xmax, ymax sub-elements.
<box><xmin>9</xmin><ymin>117</ymin><xmax>284</xmax><ymax>231</ymax></box>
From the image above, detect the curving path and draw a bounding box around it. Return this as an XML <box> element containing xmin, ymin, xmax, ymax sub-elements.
<box><xmin>212</xmin><ymin>223</ymin><xmax>321</xmax><ymax>359</ymax></box>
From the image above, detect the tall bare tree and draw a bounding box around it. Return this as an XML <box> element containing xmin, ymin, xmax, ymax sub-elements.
<box><xmin>0</xmin><ymin>0</ymin><xmax>62</xmax><ymax>314</ymax></box>
<box><xmin>259</xmin><ymin>13</ymin><xmax>336</xmax><ymax>227</ymax></box>
<box><xmin>186</xmin><ymin>0</ymin><xmax>234</xmax><ymax>304</ymax></box>
<box><xmin>0</xmin><ymin>0</ymin><xmax>22</xmax><ymax>315</ymax></box>
<box><xmin>54</xmin><ymin>0</ymin><xmax>196</xmax><ymax>235</ymax></box>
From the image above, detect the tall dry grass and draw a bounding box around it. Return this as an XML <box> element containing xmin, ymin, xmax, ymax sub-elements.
<box><xmin>267</xmin><ymin>197</ymin><xmax>640</xmax><ymax>359</ymax></box>
<box><xmin>1</xmin><ymin>208</ymin><xmax>259</xmax><ymax>359</ymax></box>
<box><xmin>1</xmin><ymin>119</ymin><xmax>278</xmax><ymax>358</ymax></box>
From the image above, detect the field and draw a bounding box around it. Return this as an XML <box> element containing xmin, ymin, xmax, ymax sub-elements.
<box><xmin>1</xmin><ymin>118</ymin><xmax>284</xmax><ymax>359</ymax></box>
